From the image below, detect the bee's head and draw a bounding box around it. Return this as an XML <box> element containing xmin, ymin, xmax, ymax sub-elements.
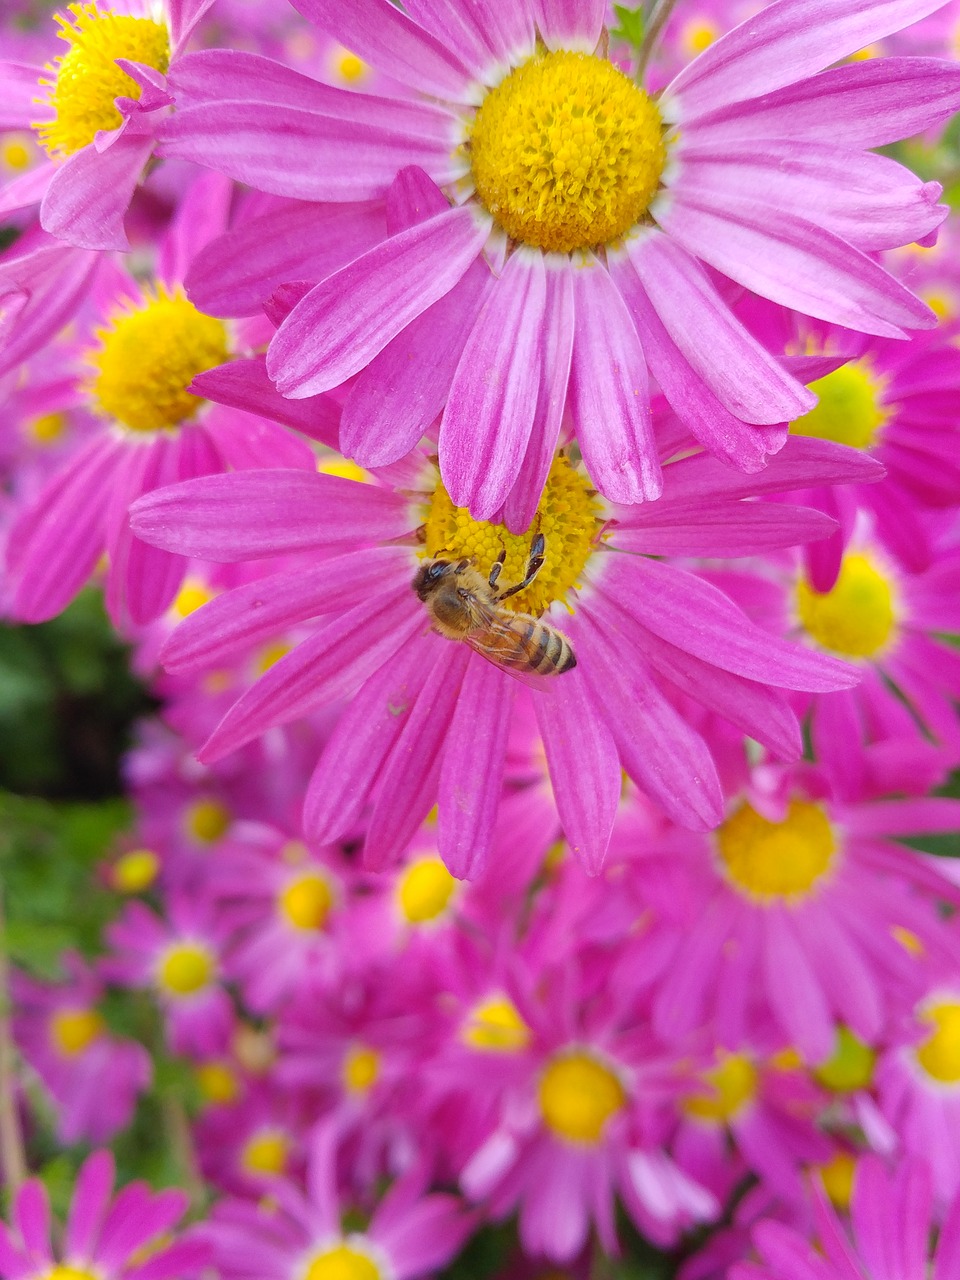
<box><xmin>413</xmin><ymin>558</ymin><xmax>452</xmax><ymax>600</ymax></box>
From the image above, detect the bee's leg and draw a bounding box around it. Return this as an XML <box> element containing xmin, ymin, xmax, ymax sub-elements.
<box><xmin>497</xmin><ymin>534</ymin><xmax>546</xmax><ymax>602</ymax></box>
<box><xmin>488</xmin><ymin>547</ymin><xmax>507</xmax><ymax>591</ymax></box>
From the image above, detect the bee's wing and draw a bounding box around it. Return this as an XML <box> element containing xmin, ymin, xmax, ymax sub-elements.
<box><xmin>464</xmin><ymin>614</ymin><xmax>553</xmax><ymax>691</ymax></box>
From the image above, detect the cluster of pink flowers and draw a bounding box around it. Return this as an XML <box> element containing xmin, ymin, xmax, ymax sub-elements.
<box><xmin>2</xmin><ymin>0</ymin><xmax>960</xmax><ymax>1274</ymax></box>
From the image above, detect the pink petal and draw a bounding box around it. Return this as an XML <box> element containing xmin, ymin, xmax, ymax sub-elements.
<box><xmin>65</xmin><ymin>1151</ymin><xmax>115</xmax><ymax>1260</ymax></box>
<box><xmin>191</xmin><ymin>358</ymin><xmax>340</xmax><ymax>448</ymax></box>
<box><xmin>168</xmin><ymin>0</ymin><xmax>217</xmax><ymax>51</ymax></box>
<box><xmin>14</xmin><ymin>1181</ymin><xmax>51</xmax><ymax>1257</ymax></box>
<box><xmin>157</xmin><ymin>169</ymin><xmax>232</xmax><ymax>286</ymax></box>
<box><xmin>535</xmin><ymin>0</ymin><xmax>606</xmax><ymax>51</ymax></box>
<box><xmin>405</xmin><ymin>0</ymin><xmax>536</xmax><ymax>75</ymax></box>
<box><xmin>440</xmin><ymin>247</ymin><xmax>545</xmax><ymax>518</ymax></box>
<box><xmin>267</xmin><ymin>206</ymin><xmax>491</xmax><ymax>398</ymax></box>
<box><xmin>611</xmin><ymin>501</ymin><xmax>836</xmax><ymax>557</ymax></box>
<box><xmin>0</xmin><ymin>162</ymin><xmax>55</xmax><ymax>218</ymax></box>
<box><xmin>568</xmin><ymin>253</ymin><xmax>660</xmax><ymax>503</ymax></box>
<box><xmin>762</xmin><ymin>911</ymin><xmax>833</xmax><ymax>1062</ymax></box>
<box><xmin>438</xmin><ymin>657</ymin><xmax>515</xmax><ymax>879</ymax></box>
<box><xmin>41</xmin><ymin>132</ymin><xmax>154</xmax><ymax>251</ymax></box>
<box><xmin>0</xmin><ymin>61</ymin><xmax>50</xmax><ymax>129</ymax></box>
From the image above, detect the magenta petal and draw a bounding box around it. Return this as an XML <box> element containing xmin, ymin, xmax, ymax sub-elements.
<box><xmin>658</xmin><ymin>436</ymin><xmax>884</xmax><ymax>502</ymax></box>
<box><xmin>186</xmin><ymin>199</ymin><xmax>386</xmax><ymax>318</ymax></box>
<box><xmin>14</xmin><ymin>1181</ymin><xmax>51</xmax><ymax>1256</ymax></box>
<box><xmin>534</xmin><ymin>665</ymin><xmax>620</xmax><ymax>874</ymax></box>
<box><xmin>192</xmin><ymin>359</ymin><xmax>340</xmax><ymax>448</ymax></box>
<box><xmin>199</xmin><ymin>588</ymin><xmax>422</xmax><ymax>761</ymax></box>
<box><xmin>440</xmin><ymin>247</ymin><xmax>544</xmax><ymax>518</ymax></box>
<box><xmin>663</xmin><ymin>0</ymin><xmax>956</xmax><ymax>123</ymax></box>
<box><xmin>167</xmin><ymin>0</ymin><xmax>216</xmax><ymax>50</ymax></box>
<box><xmin>657</xmin><ymin>192</ymin><xmax>935</xmax><ymax>338</ymax></box>
<box><xmin>289</xmin><ymin>0</ymin><xmax>474</xmax><ymax>101</ymax></box>
<box><xmin>0</xmin><ymin>241</ymin><xmax>102</xmax><ymax>380</ymax></box>
<box><xmin>130</xmin><ymin>470</ymin><xmax>412</xmax><ymax>560</ymax></box>
<box><xmin>611</xmin><ymin>502</ymin><xmax>836</xmax><ymax>558</ymax></box>
<box><xmin>267</xmin><ymin>206</ymin><xmax>491</xmax><ymax>398</ymax></box>
<box><xmin>568</xmin><ymin>253</ymin><xmax>660</xmax><ymax>503</ymax></box>
<box><xmin>364</xmin><ymin>642</ymin><xmax>471</xmax><ymax>871</ymax></box>
<box><xmin>40</xmin><ymin>132</ymin><xmax>154</xmax><ymax>251</ymax></box>
<box><xmin>438</xmin><ymin>657</ymin><xmax>514</xmax><ymax>879</ymax></box>
<box><xmin>65</xmin><ymin>1151</ymin><xmax>115</xmax><ymax>1260</ymax></box>
<box><xmin>0</xmin><ymin>162</ymin><xmax>55</xmax><ymax>217</ymax></box>
<box><xmin>762</xmin><ymin>911</ymin><xmax>833</xmax><ymax>1063</ymax></box>
<box><xmin>0</xmin><ymin>61</ymin><xmax>50</xmax><ymax>130</ymax></box>
<box><xmin>303</xmin><ymin>639</ymin><xmax>432</xmax><ymax>844</ymax></box>
<box><xmin>627</xmin><ymin>229</ymin><xmax>812</xmax><ymax>423</ymax></box>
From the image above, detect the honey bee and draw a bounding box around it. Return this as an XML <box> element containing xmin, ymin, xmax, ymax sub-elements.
<box><xmin>412</xmin><ymin>533</ymin><xmax>576</xmax><ymax>679</ymax></box>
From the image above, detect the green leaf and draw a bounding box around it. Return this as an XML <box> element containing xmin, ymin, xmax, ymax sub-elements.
<box><xmin>611</xmin><ymin>4</ymin><xmax>645</xmax><ymax>50</ymax></box>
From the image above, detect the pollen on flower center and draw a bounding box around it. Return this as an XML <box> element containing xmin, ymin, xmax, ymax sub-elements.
<box><xmin>538</xmin><ymin>1050</ymin><xmax>626</xmax><ymax>1145</ymax></box>
<box><xmin>304</xmin><ymin>1243</ymin><xmax>382</xmax><ymax>1280</ymax></box>
<box><xmin>914</xmin><ymin>1000</ymin><xmax>960</xmax><ymax>1083</ymax></box>
<box><xmin>87</xmin><ymin>286</ymin><xmax>229</xmax><ymax>433</ymax></box>
<box><xmin>184</xmin><ymin>797</ymin><xmax>231</xmax><ymax>844</ymax></box>
<box><xmin>791</xmin><ymin>361</ymin><xmax>889</xmax><ymax>449</ymax></box>
<box><xmin>469</xmin><ymin>50</ymin><xmax>666</xmax><ymax>253</ymax></box>
<box><xmin>683</xmin><ymin>1052</ymin><xmax>757</xmax><ymax>1123</ymax></box>
<box><xmin>157</xmin><ymin>942</ymin><xmax>215</xmax><ymax>997</ymax></box>
<box><xmin>716</xmin><ymin>800</ymin><xmax>837</xmax><ymax>903</ymax></box>
<box><xmin>796</xmin><ymin>552</ymin><xmax>897</xmax><ymax>659</ymax></box>
<box><xmin>34</xmin><ymin>3</ymin><xmax>170</xmax><ymax>160</ymax></box>
<box><xmin>396</xmin><ymin>856</ymin><xmax>457</xmax><ymax>924</ymax></box>
<box><xmin>278</xmin><ymin>872</ymin><xmax>334</xmax><ymax>931</ymax></box>
<box><xmin>240</xmin><ymin>1129</ymin><xmax>289</xmax><ymax>1176</ymax></box>
<box><xmin>49</xmin><ymin>1008</ymin><xmax>105</xmax><ymax>1056</ymax></box>
<box><xmin>422</xmin><ymin>454</ymin><xmax>602</xmax><ymax>616</ymax></box>
<box><xmin>342</xmin><ymin>1045</ymin><xmax>381</xmax><ymax>1093</ymax></box>
<box><xmin>461</xmin><ymin>995</ymin><xmax>531</xmax><ymax>1053</ymax></box>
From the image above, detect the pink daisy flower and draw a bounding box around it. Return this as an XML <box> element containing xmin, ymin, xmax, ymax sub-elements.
<box><xmin>193</xmin><ymin>1082</ymin><xmax>309</xmax><ymax>1196</ymax></box>
<box><xmin>3</xmin><ymin>172</ymin><xmax>324</xmax><ymax>628</ymax></box>
<box><xmin>0</xmin><ymin>1148</ymin><xmax>206</xmax><ymax>1280</ymax></box>
<box><xmin>130</xmin><ymin>437</ymin><xmax>865</xmax><ymax>875</ymax></box>
<box><xmin>162</xmin><ymin>0</ymin><xmax>959</xmax><ymax>516</ymax></box>
<box><xmin>12</xmin><ymin>951</ymin><xmax>151</xmax><ymax>1144</ymax></box>
<box><xmin>732</xmin><ymin>1156</ymin><xmax>960</xmax><ymax>1280</ymax></box>
<box><xmin>0</xmin><ymin>0</ymin><xmax>217</xmax><ymax>249</ymax></box>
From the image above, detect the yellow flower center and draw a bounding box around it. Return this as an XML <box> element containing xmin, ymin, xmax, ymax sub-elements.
<box><xmin>791</xmin><ymin>361</ymin><xmax>889</xmax><ymax>450</ymax></box>
<box><xmin>110</xmin><ymin>847</ymin><xmax>160</xmax><ymax>893</ymax></box>
<box><xmin>44</xmin><ymin>1269</ymin><xmax>99</xmax><ymax>1280</ymax></box>
<box><xmin>680</xmin><ymin>17</ymin><xmax>720</xmax><ymax>55</ymax></box>
<box><xmin>815</xmin><ymin>1026</ymin><xmax>876</xmax><ymax>1092</ymax></box>
<box><xmin>34</xmin><ymin>3</ymin><xmax>170</xmax><ymax>159</ymax></box>
<box><xmin>278</xmin><ymin>872</ymin><xmax>334</xmax><ymax>931</ymax></box>
<box><xmin>184</xmin><ymin>797</ymin><xmax>231</xmax><ymax>844</ymax></box>
<box><xmin>331</xmin><ymin>47</ymin><xmax>369</xmax><ymax>85</ymax></box>
<box><xmin>915</xmin><ymin>1000</ymin><xmax>960</xmax><ymax>1084</ymax></box>
<box><xmin>171</xmin><ymin>579</ymin><xmax>217</xmax><ymax>619</ymax></box>
<box><xmin>818</xmin><ymin>1152</ymin><xmax>856</xmax><ymax>1210</ymax></box>
<box><xmin>2</xmin><ymin>137</ymin><xmax>33</xmax><ymax>172</ymax></box>
<box><xmin>796</xmin><ymin>552</ymin><xmax>897</xmax><ymax>659</ymax></box>
<box><xmin>422</xmin><ymin>454</ymin><xmax>602</xmax><ymax>616</ymax></box>
<box><xmin>396</xmin><ymin>856</ymin><xmax>457</xmax><ymax>924</ymax></box>
<box><xmin>716</xmin><ymin>800</ymin><xmax>837</xmax><ymax>903</ymax></box>
<box><xmin>469</xmin><ymin>50</ymin><xmax>665</xmax><ymax>253</ymax></box>
<box><xmin>342</xmin><ymin>1045</ymin><xmax>381</xmax><ymax>1094</ymax></box>
<box><xmin>87</xmin><ymin>285</ymin><xmax>229</xmax><ymax>433</ymax></box>
<box><xmin>26</xmin><ymin>411</ymin><xmax>69</xmax><ymax>446</ymax></box>
<box><xmin>461</xmin><ymin>995</ymin><xmax>531</xmax><ymax>1053</ymax></box>
<box><xmin>304</xmin><ymin>1244</ymin><xmax>382</xmax><ymax>1280</ymax></box>
<box><xmin>49</xmin><ymin>1008</ymin><xmax>105</xmax><ymax>1056</ymax></box>
<box><xmin>538</xmin><ymin>1050</ymin><xmax>626</xmax><ymax>1145</ymax></box>
<box><xmin>196</xmin><ymin>1061</ymin><xmax>240</xmax><ymax>1105</ymax></box>
<box><xmin>241</xmin><ymin>1129</ymin><xmax>289</xmax><ymax>1176</ymax></box>
<box><xmin>683</xmin><ymin>1052</ymin><xmax>757</xmax><ymax>1123</ymax></box>
<box><xmin>157</xmin><ymin>942</ymin><xmax>215</xmax><ymax>997</ymax></box>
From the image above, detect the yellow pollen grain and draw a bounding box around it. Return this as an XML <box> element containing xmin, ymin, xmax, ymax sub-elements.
<box><xmin>538</xmin><ymin>1050</ymin><xmax>626</xmax><ymax>1145</ymax></box>
<box><xmin>814</xmin><ymin>1026</ymin><xmax>876</xmax><ymax>1093</ymax></box>
<box><xmin>915</xmin><ymin>1000</ymin><xmax>960</xmax><ymax>1084</ymax></box>
<box><xmin>797</xmin><ymin>552</ymin><xmax>897</xmax><ymax>660</ymax></box>
<box><xmin>716</xmin><ymin>800</ymin><xmax>837</xmax><ymax>903</ymax></box>
<box><xmin>818</xmin><ymin>1152</ymin><xmax>856</xmax><ymax>1209</ymax></box>
<box><xmin>171</xmin><ymin>579</ymin><xmax>216</xmax><ymax>618</ymax></box>
<box><xmin>469</xmin><ymin>50</ymin><xmax>665</xmax><ymax>253</ymax></box>
<box><xmin>422</xmin><ymin>453</ymin><xmax>602</xmax><ymax>616</ymax></box>
<box><xmin>157</xmin><ymin>942</ymin><xmax>214</xmax><ymax>997</ymax></box>
<box><xmin>304</xmin><ymin>1244</ymin><xmax>382</xmax><ymax>1280</ymax></box>
<box><xmin>196</xmin><ymin>1060</ymin><xmax>240</xmax><ymax>1105</ymax></box>
<box><xmin>34</xmin><ymin>4</ymin><xmax>170</xmax><ymax>159</ymax></box>
<box><xmin>241</xmin><ymin>1130</ymin><xmax>289</xmax><ymax>1176</ymax></box>
<box><xmin>791</xmin><ymin>361</ymin><xmax>889</xmax><ymax>450</ymax></box>
<box><xmin>683</xmin><ymin>1052</ymin><xmax>757</xmax><ymax>1123</ymax></box>
<box><xmin>278</xmin><ymin>872</ymin><xmax>334</xmax><ymax>931</ymax></box>
<box><xmin>111</xmin><ymin>847</ymin><xmax>160</xmax><ymax>893</ymax></box>
<box><xmin>397</xmin><ymin>856</ymin><xmax>457</xmax><ymax>924</ymax></box>
<box><xmin>185</xmin><ymin>797</ymin><xmax>231</xmax><ymax>844</ymax></box>
<box><xmin>86</xmin><ymin>285</ymin><xmax>229</xmax><ymax>432</ymax></box>
<box><xmin>342</xmin><ymin>1045</ymin><xmax>380</xmax><ymax>1093</ymax></box>
<box><xmin>461</xmin><ymin>995</ymin><xmax>531</xmax><ymax>1053</ymax></box>
<box><xmin>27</xmin><ymin>411</ymin><xmax>69</xmax><ymax>446</ymax></box>
<box><xmin>49</xmin><ymin>1008</ymin><xmax>105</xmax><ymax>1056</ymax></box>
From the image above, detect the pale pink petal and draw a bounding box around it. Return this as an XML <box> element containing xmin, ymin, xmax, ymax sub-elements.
<box><xmin>0</xmin><ymin>242</ymin><xmax>102</xmax><ymax>380</ymax></box>
<box><xmin>662</xmin><ymin>0</ymin><xmax>956</xmax><ymax>123</ymax></box>
<box><xmin>202</xmin><ymin>404</ymin><xmax>317</xmax><ymax>471</ymax></box>
<box><xmin>793</xmin><ymin>907</ymin><xmax>882</xmax><ymax>1042</ymax></box>
<box><xmin>627</xmin><ymin>228</ymin><xmax>812</xmax><ymax>423</ymax></box>
<box><xmin>267</xmin><ymin>206</ymin><xmax>491</xmax><ymax>398</ymax></box>
<box><xmin>129</xmin><ymin>470</ymin><xmax>412</xmax><ymax>560</ymax></box>
<box><xmin>568</xmin><ymin>253</ymin><xmax>660</xmax><ymax>503</ymax></box>
<box><xmin>41</xmin><ymin>132</ymin><xmax>154</xmax><ymax>251</ymax></box>
<box><xmin>0</xmin><ymin>162</ymin><xmax>55</xmax><ymax>217</ymax></box>
<box><xmin>438</xmin><ymin>657</ymin><xmax>515</xmax><ymax>879</ymax></box>
<box><xmin>156</xmin><ymin>169</ymin><xmax>233</xmax><ymax>287</ymax></box>
<box><xmin>535</xmin><ymin>0</ymin><xmax>606</xmax><ymax>51</ymax></box>
<box><xmin>762</xmin><ymin>910</ymin><xmax>833</xmax><ymax>1063</ymax></box>
<box><xmin>0</xmin><ymin>61</ymin><xmax>49</xmax><ymax>129</ymax></box>
<box><xmin>656</xmin><ymin>191</ymin><xmax>935</xmax><ymax>338</ymax></box>
<box><xmin>168</xmin><ymin>0</ymin><xmax>217</xmax><ymax>51</ymax></box>
<box><xmin>652</xmin><ymin>896</ymin><xmax>738</xmax><ymax>1041</ymax></box>
<box><xmin>191</xmin><ymin>359</ymin><xmax>340</xmax><ymax>448</ymax></box>
<box><xmin>440</xmin><ymin>247</ymin><xmax>545</xmax><ymax>518</ymax></box>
